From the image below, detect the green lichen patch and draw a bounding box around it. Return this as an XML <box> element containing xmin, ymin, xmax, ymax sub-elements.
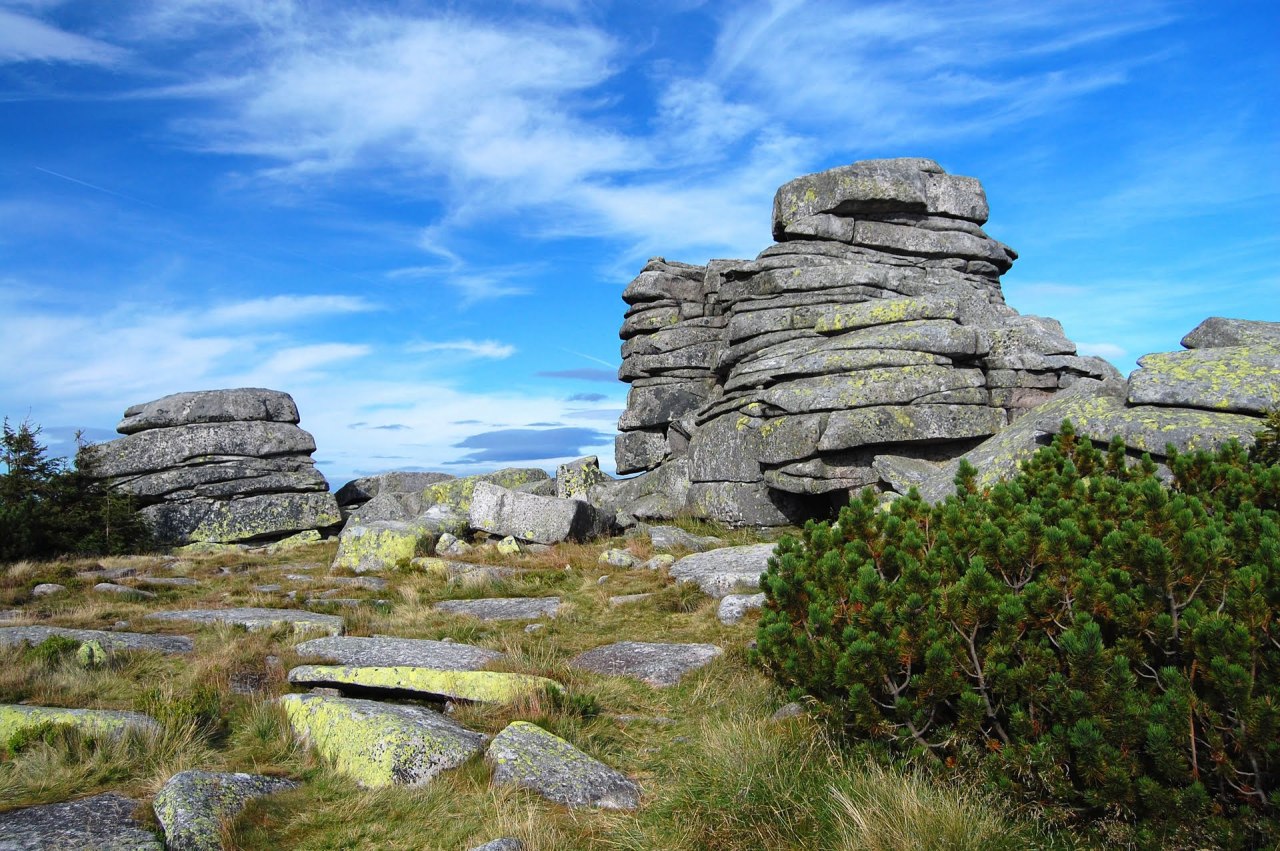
<box><xmin>287</xmin><ymin>665</ymin><xmax>561</xmax><ymax>704</ymax></box>
<box><xmin>0</xmin><ymin>704</ymin><xmax>159</xmax><ymax>745</ymax></box>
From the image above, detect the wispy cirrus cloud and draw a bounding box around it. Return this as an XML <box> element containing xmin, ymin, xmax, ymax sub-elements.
<box><xmin>205</xmin><ymin>294</ymin><xmax>378</xmax><ymax>324</ymax></box>
<box><xmin>406</xmin><ymin>339</ymin><xmax>517</xmax><ymax>359</ymax></box>
<box><xmin>0</xmin><ymin>9</ymin><xmax>127</xmax><ymax>66</ymax></box>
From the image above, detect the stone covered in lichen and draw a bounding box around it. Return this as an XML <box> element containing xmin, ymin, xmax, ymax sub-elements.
<box><xmin>1127</xmin><ymin>344</ymin><xmax>1280</xmax><ymax>414</ymax></box>
<box><xmin>0</xmin><ymin>792</ymin><xmax>162</xmax><ymax>850</ymax></box>
<box><xmin>146</xmin><ymin>607</ymin><xmax>344</xmax><ymax>636</ymax></box>
<box><xmin>0</xmin><ymin>704</ymin><xmax>160</xmax><ymax>742</ymax></box>
<box><xmin>0</xmin><ymin>626</ymin><xmax>194</xmax><ymax>655</ymax></box>
<box><xmin>287</xmin><ymin>665</ymin><xmax>561</xmax><ymax>703</ymax></box>
<box><xmin>330</xmin><ymin>519</ymin><xmax>429</xmax><ymax>573</ymax></box>
<box><xmin>569</xmin><ymin>641</ymin><xmax>723</xmax><ymax>687</ymax></box>
<box><xmin>153</xmin><ymin>770</ymin><xmax>296</xmax><ymax>851</ymax></box>
<box><xmin>485</xmin><ymin>720</ymin><xmax>641</xmax><ymax>810</ymax></box>
<box><xmin>279</xmin><ymin>693</ymin><xmax>487</xmax><ymax>788</ymax></box>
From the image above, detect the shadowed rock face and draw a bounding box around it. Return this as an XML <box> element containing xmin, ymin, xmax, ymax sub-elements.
<box><xmin>83</xmin><ymin>388</ymin><xmax>340</xmax><ymax>544</ymax></box>
<box><xmin>613</xmin><ymin>158</ymin><xmax>1118</xmax><ymax>524</ymax></box>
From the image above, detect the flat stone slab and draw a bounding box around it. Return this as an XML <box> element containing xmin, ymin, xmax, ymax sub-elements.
<box><xmin>569</xmin><ymin>641</ymin><xmax>723</xmax><ymax>687</ymax></box>
<box><xmin>468</xmin><ymin>840</ymin><xmax>524</xmax><ymax>851</ymax></box>
<box><xmin>288</xmin><ymin>665</ymin><xmax>560</xmax><ymax>704</ymax></box>
<box><xmin>433</xmin><ymin>597</ymin><xmax>561</xmax><ymax>622</ymax></box>
<box><xmin>146</xmin><ymin>607</ymin><xmax>343</xmax><ymax>636</ymax></box>
<box><xmin>645</xmin><ymin>525</ymin><xmax>722</xmax><ymax>552</ymax></box>
<box><xmin>0</xmin><ymin>626</ymin><xmax>194</xmax><ymax>655</ymax></box>
<box><xmin>279</xmin><ymin>693</ymin><xmax>487</xmax><ymax>788</ymax></box>
<box><xmin>0</xmin><ymin>704</ymin><xmax>160</xmax><ymax>741</ymax></box>
<box><xmin>1127</xmin><ymin>345</ymin><xmax>1280</xmax><ymax>415</ymax></box>
<box><xmin>134</xmin><ymin>576</ymin><xmax>200</xmax><ymax>588</ymax></box>
<box><xmin>608</xmin><ymin>593</ymin><xmax>654</xmax><ymax>608</ymax></box>
<box><xmin>94</xmin><ymin>582</ymin><xmax>156</xmax><ymax>599</ymax></box>
<box><xmin>0</xmin><ymin>792</ymin><xmax>162</xmax><ymax>850</ymax></box>
<box><xmin>717</xmin><ymin>593</ymin><xmax>767</xmax><ymax>625</ymax></box>
<box><xmin>669</xmin><ymin>544</ymin><xmax>777</xmax><ymax>597</ymax></box>
<box><xmin>486</xmin><ymin>720</ymin><xmax>641</xmax><ymax>810</ymax></box>
<box><xmin>294</xmin><ymin>635</ymin><xmax>503</xmax><ymax>670</ymax></box>
<box><xmin>154</xmin><ymin>770</ymin><xmax>297</xmax><ymax>851</ymax></box>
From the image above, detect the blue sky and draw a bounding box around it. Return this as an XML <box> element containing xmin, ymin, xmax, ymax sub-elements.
<box><xmin>1</xmin><ymin>0</ymin><xmax>1276</xmax><ymax>488</ymax></box>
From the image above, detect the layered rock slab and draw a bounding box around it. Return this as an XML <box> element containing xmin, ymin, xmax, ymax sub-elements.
<box><xmin>486</xmin><ymin>721</ymin><xmax>641</xmax><ymax>810</ymax></box>
<box><xmin>468</xmin><ymin>482</ymin><xmax>613</xmax><ymax>544</ymax></box>
<box><xmin>669</xmin><ymin>543</ymin><xmax>776</xmax><ymax>597</ymax></box>
<box><xmin>279</xmin><ymin>693</ymin><xmax>487</xmax><ymax>788</ymax></box>
<box><xmin>153</xmin><ymin>771</ymin><xmax>296</xmax><ymax>851</ymax></box>
<box><xmin>433</xmin><ymin>597</ymin><xmax>561</xmax><ymax>622</ymax></box>
<box><xmin>85</xmin><ymin>389</ymin><xmax>339</xmax><ymax>544</ymax></box>
<box><xmin>0</xmin><ymin>626</ymin><xmax>193</xmax><ymax>654</ymax></box>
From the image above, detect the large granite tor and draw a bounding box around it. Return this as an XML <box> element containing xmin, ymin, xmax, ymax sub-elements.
<box><xmin>614</xmin><ymin>157</ymin><xmax>1119</xmax><ymax>525</ymax></box>
<box><xmin>83</xmin><ymin>388</ymin><xmax>340</xmax><ymax>544</ymax></box>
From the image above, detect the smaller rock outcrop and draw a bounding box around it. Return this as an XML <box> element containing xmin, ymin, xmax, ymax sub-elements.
<box><xmin>84</xmin><ymin>388</ymin><xmax>340</xmax><ymax>544</ymax></box>
<box><xmin>569</xmin><ymin>642</ymin><xmax>723</xmax><ymax>687</ymax></box>
<box><xmin>486</xmin><ymin>721</ymin><xmax>641</xmax><ymax>810</ymax></box>
<box><xmin>0</xmin><ymin>793</ymin><xmax>162</xmax><ymax>850</ymax></box>
<box><xmin>153</xmin><ymin>771</ymin><xmax>296</xmax><ymax>851</ymax></box>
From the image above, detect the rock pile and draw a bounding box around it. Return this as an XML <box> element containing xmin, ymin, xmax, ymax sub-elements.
<box><xmin>613</xmin><ymin>158</ymin><xmax>1120</xmax><ymax>524</ymax></box>
<box><xmin>83</xmin><ymin>388</ymin><xmax>340</xmax><ymax>544</ymax></box>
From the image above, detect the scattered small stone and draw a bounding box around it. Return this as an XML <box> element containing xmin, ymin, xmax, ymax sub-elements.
<box><xmin>608</xmin><ymin>593</ymin><xmax>654</xmax><ymax>608</ymax></box>
<box><xmin>294</xmin><ymin>635</ymin><xmax>503</xmax><ymax>670</ymax></box>
<box><xmin>436</xmin><ymin>532</ymin><xmax>473</xmax><ymax>557</ymax></box>
<box><xmin>496</xmin><ymin>536</ymin><xmax>522</xmax><ymax>556</ymax></box>
<box><xmin>154</xmin><ymin>770</ymin><xmax>297</xmax><ymax>851</ymax></box>
<box><xmin>434</xmin><ymin>597</ymin><xmax>561</xmax><ymax>622</ymax></box>
<box><xmin>254</xmin><ymin>584</ymin><xmax>283</xmax><ymax>593</ymax></box>
<box><xmin>31</xmin><ymin>583</ymin><xmax>66</xmax><ymax>597</ymax></box>
<box><xmin>279</xmin><ymin>693</ymin><xmax>488</xmax><ymax>788</ymax></box>
<box><xmin>0</xmin><ymin>626</ymin><xmax>194</xmax><ymax>654</ymax></box>
<box><xmin>524</xmin><ymin>623</ymin><xmax>545</xmax><ymax>634</ymax></box>
<box><xmin>0</xmin><ymin>792</ymin><xmax>162</xmax><ymax>850</ymax></box>
<box><xmin>598</xmin><ymin>548</ymin><xmax>639</xmax><ymax>568</ymax></box>
<box><xmin>94</xmin><ymin>582</ymin><xmax>156</xmax><ymax>599</ymax></box>
<box><xmin>643</xmin><ymin>554</ymin><xmax>675</xmax><ymax>571</ymax></box>
<box><xmin>76</xmin><ymin>640</ymin><xmax>107</xmax><ymax>668</ymax></box>
<box><xmin>525</xmin><ymin>544</ymin><xmax>552</xmax><ymax>555</ymax></box>
<box><xmin>771</xmin><ymin>702</ymin><xmax>806</xmax><ymax>721</ymax></box>
<box><xmin>264</xmin><ymin>529</ymin><xmax>323</xmax><ymax>554</ymax></box>
<box><xmin>596</xmin><ymin>575</ymin><xmax>609</xmax><ymax>585</ymax></box>
<box><xmin>486</xmin><ymin>721</ymin><xmax>640</xmax><ymax>810</ymax></box>
<box><xmin>569</xmin><ymin>641</ymin><xmax>723</xmax><ymax>688</ymax></box>
<box><xmin>717</xmin><ymin>593</ymin><xmax>767</xmax><ymax>625</ymax></box>
<box><xmin>146</xmin><ymin>607</ymin><xmax>344</xmax><ymax>636</ymax></box>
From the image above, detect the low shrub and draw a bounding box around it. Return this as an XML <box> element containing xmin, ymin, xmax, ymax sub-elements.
<box><xmin>755</xmin><ymin>424</ymin><xmax>1280</xmax><ymax>846</ymax></box>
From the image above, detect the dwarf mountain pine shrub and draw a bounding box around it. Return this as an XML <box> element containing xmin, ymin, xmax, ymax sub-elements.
<box><xmin>755</xmin><ymin>424</ymin><xmax>1279</xmax><ymax>843</ymax></box>
<box><xmin>0</xmin><ymin>419</ymin><xmax>150</xmax><ymax>562</ymax></box>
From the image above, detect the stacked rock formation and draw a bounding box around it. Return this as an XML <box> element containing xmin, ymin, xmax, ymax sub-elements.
<box><xmin>84</xmin><ymin>389</ymin><xmax>340</xmax><ymax>544</ymax></box>
<box><xmin>614</xmin><ymin>158</ymin><xmax>1119</xmax><ymax>525</ymax></box>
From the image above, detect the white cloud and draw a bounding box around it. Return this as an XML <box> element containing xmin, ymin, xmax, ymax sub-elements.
<box><xmin>0</xmin><ymin>9</ymin><xmax>127</xmax><ymax>65</ymax></box>
<box><xmin>1076</xmin><ymin>341</ymin><xmax>1127</xmax><ymax>361</ymax></box>
<box><xmin>204</xmin><ymin>294</ymin><xmax>378</xmax><ymax>324</ymax></box>
<box><xmin>406</xmin><ymin>340</ymin><xmax>517</xmax><ymax>359</ymax></box>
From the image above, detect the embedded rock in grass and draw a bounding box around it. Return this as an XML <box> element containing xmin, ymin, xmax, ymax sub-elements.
<box><xmin>717</xmin><ymin>593</ymin><xmax>767</xmax><ymax>625</ymax></box>
<box><xmin>468</xmin><ymin>482</ymin><xmax>614</xmax><ymax>544</ymax></box>
<box><xmin>569</xmin><ymin>641</ymin><xmax>723</xmax><ymax>687</ymax></box>
<box><xmin>264</xmin><ymin>529</ymin><xmax>324</xmax><ymax>553</ymax></box>
<box><xmin>433</xmin><ymin>597</ymin><xmax>561</xmax><ymax>622</ymax></box>
<box><xmin>645</xmin><ymin>525</ymin><xmax>721</xmax><ymax>552</ymax></box>
<box><xmin>485</xmin><ymin>720</ymin><xmax>641</xmax><ymax>810</ymax></box>
<box><xmin>0</xmin><ymin>792</ymin><xmax>162</xmax><ymax>851</ymax></box>
<box><xmin>0</xmin><ymin>626</ymin><xmax>195</xmax><ymax>654</ymax></box>
<box><xmin>153</xmin><ymin>770</ymin><xmax>296</xmax><ymax>851</ymax></box>
<box><xmin>287</xmin><ymin>666</ymin><xmax>560</xmax><ymax>704</ymax></box>
<box><xmin>0</xmin><ymin>704</ymin><xmax>160</xmax><ymax>741</ymax></box>
<box><xmin>30</xmin><ymin>583</ymin><xmax>65</xmax><ymax>597</ymax></box>
<box><xmin>608</xmin><ymin>593</ymin><xmax>654</xmax><ymax>607</ymax></box>
<box><xmin>468</xmin><ymin>840</ymin><xmax>525</xmax><ymax>851</ymax></box>
<box><xmin>411</xmin><ymin>558</ymin><xmax>516</xmax><ymax>583</ymax></box>
<box><xmin>146</xmin><ymin>607</ymin><xmax>343</xmax><ymax>636</ymax></box>
<box><xmin>279</xmin><ymin>693</ymin><xmax>487</xmax><ymax>788</ymax></box>
<box><xmin>669</xmin><ymin>543</ymin><xmax>777</xmax><ymax>597</ymax></box>
<box><xmin>134</xmin><ymin>575</ymin><xmax>200</xmax><ymax>588</ymax></box>
<box><xmin>94</xmin><ymin>582</ymin><xmax>156</xmax><ymax>599</ymax></box>
<box><xmin>598</xmin><ymin>548</ymin><xmax>639</xmax><ymax>568</ymax></box>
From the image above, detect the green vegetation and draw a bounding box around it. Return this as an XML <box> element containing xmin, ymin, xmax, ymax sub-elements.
<box><xmin>756</xmin><ymin>423</ymin><xmax>1280</xmax><ymax>848</ymax></box>
<box><xmin>0</xmin><ymin>419</ymin><xmax>151</xmax><ymax>562</ymax></box>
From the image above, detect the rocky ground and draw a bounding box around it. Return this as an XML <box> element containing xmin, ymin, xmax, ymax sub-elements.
<box><xmin>0</xmin><ymin>527</ymin><xmax>1049</xmax><ymax>851</ymax></box>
